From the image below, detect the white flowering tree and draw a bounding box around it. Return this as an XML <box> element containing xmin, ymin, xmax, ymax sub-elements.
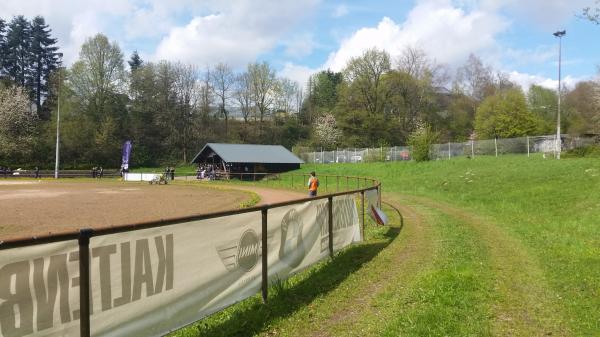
<box><xmin>313</xmin><ymin>113</ymin><xmax>342</xmax><ymax>149</ymax></box>
<box><xmin>0</xmin><ymin>86</ymin><xmax>37</xmax><ymax>161</ymax></box>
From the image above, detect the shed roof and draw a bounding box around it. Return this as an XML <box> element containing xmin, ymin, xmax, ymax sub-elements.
<box><xmin>191</xmin><ymin>143</ymin><xmax>304</xmax><ymax>164</ymax></box>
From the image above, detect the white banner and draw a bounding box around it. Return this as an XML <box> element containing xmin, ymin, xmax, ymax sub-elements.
<box><xmin>0</xmin><ymin>195</ymin><xmax>360</xmax><ymax>337</ymax></box>
<box><xmin>365</xmin><ymin>189</ymin><xmax>387</xmax><ymax>225</ymax></box>
<box><xmin>123</xmin><ymin>173</ymin><xmax>159</xmax><ymax>182</ymax></box>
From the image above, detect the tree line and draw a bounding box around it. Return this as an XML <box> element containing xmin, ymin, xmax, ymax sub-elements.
<box><xmin>0</xmin><ymin>15</ymin><xmax>598</xmax><ymax>169</ymax></box>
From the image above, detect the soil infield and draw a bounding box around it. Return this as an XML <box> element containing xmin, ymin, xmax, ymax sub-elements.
<box><xmin>0</xmin><ymin>180</ymin><xmax>274</xmax><ymax>240</ymax></box>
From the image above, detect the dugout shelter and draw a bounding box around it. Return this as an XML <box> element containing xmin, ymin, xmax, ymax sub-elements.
<box><xmin>191</xmin><ymin>143</ymin><xmax>303</xmax><ymax>174</ymax></box>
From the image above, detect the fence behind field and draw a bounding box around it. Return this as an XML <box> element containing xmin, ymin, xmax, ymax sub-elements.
<box><xmin>297</xmin><ymin>134</ymin><xmax>598</xmax><ymax>163</ymax></box>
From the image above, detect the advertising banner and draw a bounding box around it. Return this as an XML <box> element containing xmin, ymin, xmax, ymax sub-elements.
<box><xmin>0</xmin><ymin>195</ymin><xmax>361</xmax><ymax>337</ymax></box>
<box><xmin>121</xmin><ymin>141</ymin><xmax>132</xmax><ymax>171</ymax></box>
<box><xmin>365</xmin><ymin>189</ymin><xmax>387</xmax><ymax>225</ymax></box>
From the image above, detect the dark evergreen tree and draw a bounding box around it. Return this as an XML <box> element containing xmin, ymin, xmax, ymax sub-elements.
<box><xmin>30</xmin><ymin>16</ymin><xmax>61</xmax><ymax>119</ymax></box>
<box><xmin>4</xmin><ymin>16</ymin><xmax>32</xmax><ymax>88</ymax></box>
<box><xmin>0</xmin><ymin>19</ymin><xmax>6</xmax><ymax>79</ymax></box>
<box><xmin>128</xmin><ymin>50</ymin><xmax>143</xmax><ymax>72</ymax></box>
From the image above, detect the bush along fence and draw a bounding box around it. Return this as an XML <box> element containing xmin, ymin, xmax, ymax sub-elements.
<box><xmin>296</xmin><ymin>134</ymin><xmax>598</xmax><ymax>163</ymax></box>
<box><xmin>0</xmin><ymin>174</ymin><xmax>380</xmax><ymax>337</ymax></box>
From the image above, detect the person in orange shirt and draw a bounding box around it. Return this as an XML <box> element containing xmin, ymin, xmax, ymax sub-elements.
<box><xmin>308</xmin><ymin>171</ymin><xmax>319</xmax><ymax>197</ymax></box>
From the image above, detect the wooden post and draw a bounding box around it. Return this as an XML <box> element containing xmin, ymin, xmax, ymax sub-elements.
<box><xmin>325</xmin><ymin>175</ymin><xmax>328</xmax><ymax>192</ymax></box>
<box><xmin>337</xmin><ymin>176</ymin><xmax>340</xmax><ymax>192</ymax></box>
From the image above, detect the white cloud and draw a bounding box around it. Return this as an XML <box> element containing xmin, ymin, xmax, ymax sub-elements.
<box><xmin>332</xmin><ymin>4</ymin><xmax>349</xmax><ymax>18</ymax></box>
<box><xmin>508</xmin><ymin>71</ymin><xmax>586</xmax><ymax>91</ymax></box>
<box><xmin>323</xmin><ymin>0</ymin><xmax>509</xmax><ymax>71</ymax></box>
<box><xmin>153</xmin><ymin>0</ymin><xmax>320</xmax><ymax>67</ymax></box>
<box><xmin>279</xmin><ymin>62</ymin><xmax>320</xmax><ymax>88</ymax></box>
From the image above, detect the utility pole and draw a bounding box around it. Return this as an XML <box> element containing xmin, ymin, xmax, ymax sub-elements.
<box><xmin>553</xmin><ymin>30</ymin><xmax>566</xmax><ymax>159</ymax></box>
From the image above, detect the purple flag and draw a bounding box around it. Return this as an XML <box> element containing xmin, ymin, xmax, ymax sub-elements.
<box><xmin>121</xmin><ymin>140</ymin><xmax>132</xmax><ymax>170</ymax></box>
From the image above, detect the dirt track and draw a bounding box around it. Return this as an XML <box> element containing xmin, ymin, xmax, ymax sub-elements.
<box><xmin>0</xmin><ymin>180</ymin><xmax>307</xmax><ymax>241</ymax></box>
<box><xmin>0</xmin><ymin>180</ymin><xmax>256</xmax><ymax>240</ymax></box>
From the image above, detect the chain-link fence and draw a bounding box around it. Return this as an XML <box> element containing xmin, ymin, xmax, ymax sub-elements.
<box><xmin>297</xmin><ymin>135</ymin><xmax>598</xmax><ymax>164</ymax></box>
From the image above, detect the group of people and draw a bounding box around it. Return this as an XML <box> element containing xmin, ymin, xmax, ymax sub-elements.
<box><xmin>91</xmin><ymin>166</ymin><xmax>104</xmax><ymax>178</ymax></box>
<box><xmin>196</xmin><ymin>165</ymin><xmax>217</xmax><ymax>180</ymax></box>
<box><xmin>164</xmin><ymin>167</ymin><xmax>175</xmax><ymax>180</ymax></box>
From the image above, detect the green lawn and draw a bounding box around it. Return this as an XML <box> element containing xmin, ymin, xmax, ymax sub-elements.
<box><xmin>169</xmin><ymin>155</ymin><xmax>599</xmax><ymax>336</ymax></box>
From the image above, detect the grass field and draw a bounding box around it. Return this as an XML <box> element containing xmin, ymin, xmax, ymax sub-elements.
<box><xmin>175</xmin><ymin>155</ymin><xmax>599</xmax><ymax>336</ymax></box>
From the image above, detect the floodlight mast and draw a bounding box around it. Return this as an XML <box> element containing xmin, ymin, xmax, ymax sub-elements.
<box><xmin>553</xmin><ymin>30</ymin><xmax>566</xmax><ymax>159</ymax></box>
<box><xmin>54</xmin><ymin>70</ymin><xmax>61</xmax><ymax>179</ymax></box>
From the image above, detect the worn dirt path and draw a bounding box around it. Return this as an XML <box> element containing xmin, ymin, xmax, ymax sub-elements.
<box><xmin>279</xmin><ymin>193</ymin><xmax>570</xmax><ymax>337</ymax></box>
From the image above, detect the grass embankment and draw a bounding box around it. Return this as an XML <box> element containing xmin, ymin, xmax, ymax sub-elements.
<box><xmin>172</xmin><ymin>155</ymin><xmax>598</xmax><ymax>336</ymax></box>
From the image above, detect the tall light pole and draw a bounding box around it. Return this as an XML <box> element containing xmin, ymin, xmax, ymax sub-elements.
<box><xmin>553</xmin><ymin>30</ymin><xmax>566</xmax><ymax>159</ymax></box>
<box><xmin>54</xmin><ymin>69</ymin><xmax>61</xmax><ymax>179</ymax></box>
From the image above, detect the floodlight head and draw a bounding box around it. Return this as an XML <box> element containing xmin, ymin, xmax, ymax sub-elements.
<box><xmin>553</xmin><ymin>30</ymin><xmax>566</xmax><ymax>37</ymax></box>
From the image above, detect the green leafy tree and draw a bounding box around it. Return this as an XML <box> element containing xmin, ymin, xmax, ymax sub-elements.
<box><xmin>527</xmin><ymin>85</ymin><xmax>557</xmax><ymax>134</ymax></box>
<box><xmin>564</xmin><ymin>81</ymin><xmax>600</xmax><ymax>135</ymax></box>
<box><xmin>342</xmin><ymin>48</ymin><xmax>391</xmax><ymax>115</ymax></box>
<box><xmin>475</xmin><ymin>88</ymin><xmax>541</xmax><ymax>139</ymax></box>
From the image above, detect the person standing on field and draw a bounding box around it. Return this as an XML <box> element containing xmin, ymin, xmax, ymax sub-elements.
<box><xmin>308</xmin><ymin>171</ymin><xmax>319</xmax><ymax>197</ymax></box>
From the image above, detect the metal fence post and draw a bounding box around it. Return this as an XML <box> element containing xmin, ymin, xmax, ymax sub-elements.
<box><xmin>448</xmin><ymin>142</ymin><xmax>451</xmax><ymax>159</ymax></box>
<box><xmin>261</xmin><ymin>209</ymin><xmax>268</xmax><ymax>303</ymax></box>
<box><xmin>471</xmin><ymin>140</ymin><xmax>475</xmax><ymax>158</ymax></box>
<box><xmin>328</xmin><ymin>196</ymin><xmax>334</xmax><ymax>257</ymax></box>
<box><xmin>527</xmin><ymin>136</ymin><xmax>530</xmax><ymax>157</ymax></box>
<box><xmin>78</xmin><ymin>228</ymin><xmax>94</xmax><ymax>337</ymax></box>
<box><xmin>360</xmin><ymin>191</ymin><xmax>365</xmax><ymax>240</ymax></box>
<box><xmin>495</xmin><ymin>137</ymin><xmax>498</xmax><ymax>157</ymax></box>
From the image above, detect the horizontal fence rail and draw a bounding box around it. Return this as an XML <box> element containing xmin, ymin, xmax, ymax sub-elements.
<box><xmin>297</xmin><ymin>134</ymin><xmax>598</xmax><ymax>163</ymax></box>
<box><xmin>0</xmin><ymin>174</ymin><xmax>381</xmax><ymax>337</ymax></box>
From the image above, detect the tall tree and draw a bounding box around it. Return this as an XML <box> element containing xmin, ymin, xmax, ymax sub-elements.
<box><xmin>0</xmin><ymin>19</ymin><xmax>6</xmax><ymax>79</ymax></box>
<box><xmin>248</xmin><ymin>62</ymin><xmax>277</xmax><ymax>125</ymax></box>
<box><xmin>4</xmin><ymin>16</ymin><xmax>32</xmax><ymax>88</ymax></box>
<box><xmin>234</xmin><ymin>71</ymin><xmax>253</xmax><ymax>123</ymax></box>
<box><xmin>455</xmin><ymin>54</ymin><xmax>495</xmax><ymax>102</ymax></box>
<box><xmin>342</xmin><ymin>48</ymin><xmax>391</xmax><ymax>115</ymax></box>
<box><xmin>69</xmin><ymin>34</ymin><xmax>126</xmax><ymax>118</ymax></box>
<box><xmin>30</xmin><ymin>16</ymin><xmax>61</xmax><ymax>119</ymax></box>
<box><xmin>210</xmin><ymin>62</ymin><xmax>234</xmax><ymax>134</ymax></box>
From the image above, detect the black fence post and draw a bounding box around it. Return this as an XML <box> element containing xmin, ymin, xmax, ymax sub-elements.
<box><xmin>261</xmin><ymin>209</ymin><xmax>268</xmax><ymax>303</ymax></box>
<box><xmin>328</xmin><ymin>196</ymin><xmax>334</xmax><ymax>257</ymax></box>
<box><xmin>78</xmin><ymin>228</ymin><xmax>94</xmax><ymax>337</ymax></box>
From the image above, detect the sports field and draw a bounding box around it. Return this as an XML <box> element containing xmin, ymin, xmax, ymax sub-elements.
<box><xmin>0</xmin><ymin>180</ymin><xmax>252</xmax><ymax>240</ymax></box>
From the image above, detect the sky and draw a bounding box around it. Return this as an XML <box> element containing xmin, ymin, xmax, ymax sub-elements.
<box><xmin>1</xmin><ymin>0</ymin><xmax>599</xmax><ymax>90</ymax></box>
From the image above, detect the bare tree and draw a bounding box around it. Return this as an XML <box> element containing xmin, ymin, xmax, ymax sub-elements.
<box><xmin>274</xmin><ymin>78</ymin><xmax>300</xmax><ymax>114</ymax></box>
<box><xmin>234</xmin><ymin>71</ymin><xmax>253</xmax><ymax>123</ymax></box>
<box><xmin>455</xmin><ymin>54</ymin><xmax>496</xmax><ymax>102</ymax></box>
<box><xmin>583</xmin><ymin>1</ymin><xmax>600</xmax><ymax>24</ymax></box>
<box><xmin>173</xmin><ymin>63</ymin><xmax>199</xmax><ymax>162</ymax></box>
<box><xmin>248</xmin><ymin>62</ymin><xmax>277</xmax><ymax>126</ymax></box>
<box><xmin>396</xmin><ymin>46</ymin><xmax>449</xmax><ymax>86</ymax></box>
<box><xmin>210</xmin><ymin>62</ymin><xmax>234</xmax><ymax>134</ymax></box>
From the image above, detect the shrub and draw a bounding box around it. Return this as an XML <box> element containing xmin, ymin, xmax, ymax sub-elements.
<box><xmin>408</xmin><ymin>123</ymin><xmax>439</xmax><ymax>162</ymax></box>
